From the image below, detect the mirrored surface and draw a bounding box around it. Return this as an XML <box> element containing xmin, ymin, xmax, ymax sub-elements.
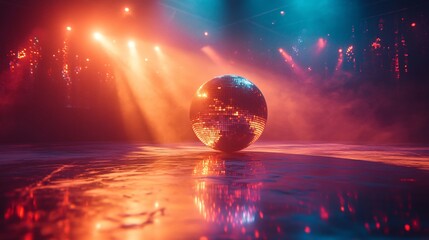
<box><xmin>190</xmin><ymin>75</ymin><xmax>267</xmax><ymax>152</ymax></box>
<box><xmin>1</xmin><ymin>143</ymin><xmax>429</xmax><ymax>239</ymax></box>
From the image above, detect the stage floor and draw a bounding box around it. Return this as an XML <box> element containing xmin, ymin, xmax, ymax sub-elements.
<box><xmin>1</xmin><ymin>143</ymin><xmax>429</xmax><ymax>239</ymax></box>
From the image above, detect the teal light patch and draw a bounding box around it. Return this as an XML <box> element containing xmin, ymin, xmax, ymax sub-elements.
<box><xmin>232</xmin><ymin>76</ymin><xmax>254</xmax><ymax>89</ymax></box>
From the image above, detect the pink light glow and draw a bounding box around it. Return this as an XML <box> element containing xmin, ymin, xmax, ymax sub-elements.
<box><xmin>315</xmin><ymin>38</ymin><xmax>327</xmax><ymax>54</ymax></box>
<box><xmin>304</xmin><ymin>226</ymin><xmax>311</xmax><ymax>234</ymax></box>
<box><xmin>278</xmin><ymin>48</ymin><xmax>292</xmax><ymax>62</ymax></box>
<box><xmin>320</xmin><ymin>206</ymin><xmax>329</xmax><ymax>220</ymax></box>
<box><xmin>317</xmin><ymin>38</ymin><xmax>327</xmax><ymax>50</ymax></box>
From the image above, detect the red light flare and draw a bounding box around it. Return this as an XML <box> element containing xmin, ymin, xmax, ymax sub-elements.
<box><xmin>320</xmin><ymin>206</ymin><xmax>329</xmax><ymax>220</ymax></box>
<box><xmin>254</xmin><ymin>230</ymin><xmax>260</xmax><ymax>238</ymax></box>
<box><xmin>372</xmin><ymin>38</ymin><xmax>381</xmax><ymax>49</ymax></box>
<box><xmin>411</xmin><ymin>22</ymin><xmax>416</xmax><ymax>27</ymax></box>
<box><xmin>348</xmin><ymin>203</ymin><xmax>354</xmax><ymax>213</ymax></box>
<box><xmin>375</xmin><ymin>222</ymin><xmax>381</xmax><ymax>229</ymax></box>
<box><xmin>404</xmin><ymin>224</ymin><xmax>411</xmax><ymax>231</ymax></box>
<box><xmin>364</xmin><ymin>222</ymin><xmax>370</xmax><ymax>231</ymax></box>
<box><xmin>304</xmin><ymin>226</ymin><xmax>311</xmax><ymax>234</ymax></box>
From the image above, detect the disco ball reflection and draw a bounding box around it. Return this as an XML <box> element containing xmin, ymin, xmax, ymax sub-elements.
<box><xmin>190</xmin><ymin>75</ymin><xmax>267</xmax><ymax>152</ymax></box>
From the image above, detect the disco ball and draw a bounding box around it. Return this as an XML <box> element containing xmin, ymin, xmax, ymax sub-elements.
<box><xmin>190</xmin><ymin>75</ymin><xmax>267</xmax><ymax>152</ymax></box>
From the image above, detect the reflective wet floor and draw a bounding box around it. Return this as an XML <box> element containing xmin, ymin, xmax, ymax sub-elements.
<box><xmin>1</xmin><ymin>143</ymin><xmax>429</xmax><ymax>239</ymax></box>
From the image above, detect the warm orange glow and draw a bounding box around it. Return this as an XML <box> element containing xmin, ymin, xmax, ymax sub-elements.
<box><xmin>92</xmin><ymin>32</ymin><xmax>358</xmax><ymax>143</ymax></box>
<box><xmin>197</xmin><ymin>92</ymin><xmax>207</xmax><ymax>98</ymax></box>
<box><xmin>66</xmin><ymin>26</ymin><xmax>72</xmax><ymax>31</ymax></box>
<box><xmin>98</xmin><ymin>39</ymin><xmax>188</xmax><ymax>142</ymax></box>
<box><xmin>17</xmin><ymin>50</ymin><xmax>26</xmax><ymax>59</ymax></box>
<box><xmin>154</xmin><ymin>45</ymin><xmax>161</xmax><ymax>52</ymax></box>
<box><xmin>128</xmin><ymin>40</ymin><xmax>136</xmax><ymax>48</ymax></box>
<box><xmin>124</xmin><ymin>7</ymin><xmax>130</xmax><ymax>13</ymax></box>
<box><xmin>91</xmin><ymin>34</ymin><xmax>278</xmax><ymax>142</ymax></box>
<box><xmin>93</xmin><ymin>32</ymin><xmax>103</xmax><ymax>41</ymax></box>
